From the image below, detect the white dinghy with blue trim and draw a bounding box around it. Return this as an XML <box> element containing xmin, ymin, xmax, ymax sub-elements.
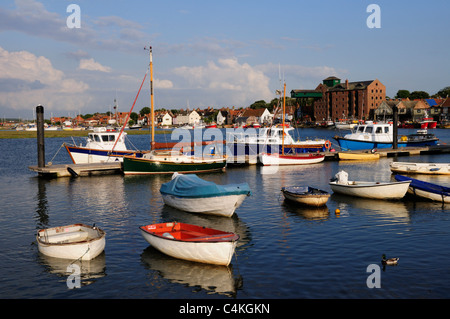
<box><xmin>160</xmin><ymin>173</ymin><xmax>251</xmax><ymax>217</ymax></box>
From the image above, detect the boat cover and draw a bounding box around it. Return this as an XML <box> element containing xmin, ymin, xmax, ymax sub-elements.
<box><xmin>160</xmin><ymin>173</ymin><xmax>251</xmax><ymax>198</ymax></box>
<box><xmin>395</xmin><ymin>175</ymin><xmax>450</xmax><ymax>195</ymax></box>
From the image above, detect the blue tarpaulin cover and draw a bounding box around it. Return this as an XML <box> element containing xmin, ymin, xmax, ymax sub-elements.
<box><xmin>160</xmin><ymin>173</ymin><xmax>251</xmax><ymax>198</ymax></box>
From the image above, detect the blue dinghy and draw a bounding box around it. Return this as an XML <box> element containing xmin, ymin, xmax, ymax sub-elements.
<box><xmin>160</xmin><ymin>173</ymin><xmax>251</xmax><ymax>217</ymax></box>
<box><xmin>394</xmin><ymin>175</ymin><xmax>450</xmax><ymax>203</ymax></box>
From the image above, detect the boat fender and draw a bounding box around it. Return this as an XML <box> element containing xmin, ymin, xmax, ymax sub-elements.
<box><xmin>67</xmin><ymin>166</ymin><xmax>79</xmax><ymax>177</ymax></box>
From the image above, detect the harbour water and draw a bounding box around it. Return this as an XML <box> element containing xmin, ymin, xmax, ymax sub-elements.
<box><xmin>1</xmin><ymin>127</ymin><xmax>450</xmax><ymax>300</ymax></box>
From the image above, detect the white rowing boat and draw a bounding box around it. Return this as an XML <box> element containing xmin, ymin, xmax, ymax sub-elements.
<box><xmin>329</xmin><ymin>170</ymin><xmax>410</xmax><ymax>199</ymax></box>
<box><xmin>36</xmin><ymin>224</ymin><xmax>106</xmax><ymax>260</ymax></box>
<box><xmin>390</xmin><ymin>162</ymin><xmax>450</xmax><ymax>175</ymax></box>
<box><xmin>140</xmin><ymin>222</ymin><xmax>239</xmax><ymax>266</ymax></box>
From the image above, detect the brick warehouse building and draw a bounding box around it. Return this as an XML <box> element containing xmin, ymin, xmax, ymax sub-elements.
<box><xmin>291</xmin><ymin>76</ymin><xmax>386</xmax><ymax>122</ymax></box>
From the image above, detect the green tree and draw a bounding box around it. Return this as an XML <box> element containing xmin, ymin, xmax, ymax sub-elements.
<box><xmin>395</xmin><ymin>90</ymin><xmax>410</xmax><ymax>99</ymax></box>
<box><xmin>249</xmin><ymin>100</ymin><xmax>268</xmax><ymax>109</ymax></box>
<box><xmin>130</xmin><ymin>112</ymin><xmax>139</xmax><ymax>122</ymax></box>
<box><xmin>140</xmin><ymin>107</ymin><xmax>151</xmax><ymax>116</ymax></box>
<box><xmin>435</xmin><ymin>86</ymin><xmax>450</xmax><ymax>98</ymax></box>
<box><xmin>410</xmin><ymin>91</ymin><xmax>430</xmax><ymax>100</ymax></box>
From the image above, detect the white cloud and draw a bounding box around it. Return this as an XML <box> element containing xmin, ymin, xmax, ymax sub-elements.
<box><xmin>79</xmin><ymin>58</ymin><xmax>112</xmax><ymax>73</ymax></box>
<box><xmin>0</xmin><ymin>47</ymin><xmax>90</xmax><ymax>112</ymax></box>
<box><xmin>171</xmin><ymin>58</ymin><xmax>273</xmax><ymax>106</ymax></box>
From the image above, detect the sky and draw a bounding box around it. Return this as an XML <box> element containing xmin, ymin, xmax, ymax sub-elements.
<box><xmin>0</xmin><ymin>0</ymin><xmax>449</xmax><ymax>119</ymax></box>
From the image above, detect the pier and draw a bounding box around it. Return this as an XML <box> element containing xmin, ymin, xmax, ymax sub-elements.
<box><xmin>29</xmin><ymin>162</ymin><xmax>122</xmax><ymax>178</ymax></box>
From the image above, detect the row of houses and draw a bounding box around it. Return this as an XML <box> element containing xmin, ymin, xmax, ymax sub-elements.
<box><xmin>138</xmin><ymin>107</ymin><xmax>276</xmax><ymax>127</ymax></box>
<box><xmin>375</xmin><ymin>98</ymin><xmax>450</xmax><ymax>122</ymax></box>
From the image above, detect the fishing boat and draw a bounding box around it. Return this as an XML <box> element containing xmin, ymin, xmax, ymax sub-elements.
<box><xmin>329</xmin><ymin>170</ymin><xmax>410</xmax><ymax>199</ymax></box>
<box><xmin>281</xmin><ymin>186</ymin><xmax>330</xmax><ymax>207</ymax></box>
<box><xmin>36</xmin><ymin>223</ymin><xmax>106</xmax><ymax>261</ymax></box>
<box><xmin>258</xmin><ymin>82</ymin><xmax>326</xmax><ymax>166</ymax></box>
<box><xmin>390</xmin><ymin>162</ymin><xmax>450</xmax><ymax>175</ymax></box>
<box><xmin>64</xmin><ymin>127</ymin><xmax>145</xmax><ymax>164</ymax></box>
<box><xmin>394</xmin><ymin>175</ymin><xmax>450</xmax><ymax>203</ymax></box>
<box><xmin>139</xmin><ymin>222</ymin><xmax>239</xmax><ymax>266</ymax></box>
<box><xmin>160</xmin><ymin>173</ymin><xmax>251</xmax><ymax>217</ymax></box>
<box><xmin>338</xmin><ymin>151</ymin><xmax>380</xmax><ymax>161</ymax></box>
<box><xmin>334</xmin><ymin>122</ymin><xmax>439</xmax><ymax>151</ymax></box>
<box><xmin>122</xmin><ymin>46</ymin><xmax>226</xmax><ymax>175</ymax></box>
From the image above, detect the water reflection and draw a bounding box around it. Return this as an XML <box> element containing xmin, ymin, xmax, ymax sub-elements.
<box><xmin>37</xmin><ymin>253</ymin><xmax>106</xmax><ymax>287</ymax></box>
<box><xmin>140</xmin><ymin>247</ymin><xmax>242</xmax><ymax>297</ymax></box>
<box><xmin>34</xmin><ymin>178</ymin><xmax>49</xmax><ymax>229</ymax></box>
<box><xmin>281</xmin><ymin>200</ymin><xmax>330</xmax><ymax>221</ymax></box>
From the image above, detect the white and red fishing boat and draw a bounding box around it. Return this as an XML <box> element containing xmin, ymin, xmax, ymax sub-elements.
<box><xmin>258</xmin><ymin>82</ymin><xmax>326</xmax><ymax>166</ymax></box>
<box><xmin>139</xmin><ymin>222</ymin><xmax>239</xmax><ymax>266</ymax></box>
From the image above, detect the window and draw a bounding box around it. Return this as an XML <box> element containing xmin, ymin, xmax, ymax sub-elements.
<box><xmin>109</xmin><ymin>135</ymin><xmax>115</xmax><ymax>142</ymax></box>
<box><xmin>366</xmin><ymin>126</ymin><xmax>373</xmax><ymax>133</ymax></box>
<box><xmin>94</xmin><ymin>135</ymin><xmax>100</xmax><ymax>142</ymax></box>
<box><xmin>375</xmin><ymin>127</ymin><xmax>382</xmax><ymax>134</ymax></box>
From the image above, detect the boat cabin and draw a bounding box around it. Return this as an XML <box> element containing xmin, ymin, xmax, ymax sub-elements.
<box><xmin>345</xmin><ymin>122</ymin><xmax>393</xmax><ymax>142</ymax></box>
<box><xmin>86</xmin><ymin>127</ymin><xmax>128</xmax><ymax>150</ymax></box>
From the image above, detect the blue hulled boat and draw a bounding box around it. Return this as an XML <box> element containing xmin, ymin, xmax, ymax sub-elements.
<box><xmin>394</xmin><ymin>175</ymin><xmax>450</xmax><ymax>203</ymax></box>
<box><xmin>334</xmin><ymin>122</ymin><xmax>438</xmax><ymax>151</ymax></box>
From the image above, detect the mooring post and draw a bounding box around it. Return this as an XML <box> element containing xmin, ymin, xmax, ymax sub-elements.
<box><xmin>36</xmin><ymin>104</ymin><xmax>45</xmax><ymax>168</ymax></box>
<box><xmin>393</xmin><ymin>105</ymin><xmax>398</xmax><ymax>149</ymax></box>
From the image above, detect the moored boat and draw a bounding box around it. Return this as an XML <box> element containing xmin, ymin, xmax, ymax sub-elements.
<box><xmin>139</xmin><ymin>222</ymin><xmax>239</xmax><ymax>266</ymax></box>
<box><xmin>64</xmin><ymin>127</ymin><xmax>145</xmax><ymax>164</ymax></box>
<box><xmin>329</xmin><ymin>170</ymin><xmax>410</xmax><ymax>199</ymax></box>
<box><xmin>36</xmin><ymin>223</ymin><xmax>106</xmax><ymax>261</ymax></box>
<box><xmin>390</xmin><ymin>162</ymin><xmax>450</xmax><ymax>175</ymax></box>
<box><xmin>334</xmin><ymin>122</ymin><xmax>438</xmax><ymax>151</ymax></box>
<box><xmin>160</xmin><ymin>173</ymin><xmax>251</xmax><ymax>217</ymax></box>
<box><xmin>259</xmin><ymin>152</ymin><xmax>325</xmax><ymax>166</ymax></box>
<box><xmin>281</xmin><ymin>186</ymin><xmax>330</xmax><ymax>207</ymax></box>
<box><xmin>394</xmin><ymin>175</ymin><xmax>450</xmax><ymax>203</ymax></box>
<box><xmin>338</xmin><ymin>151</ymin><xmax>380</xmax><ymax>161</ymax></box>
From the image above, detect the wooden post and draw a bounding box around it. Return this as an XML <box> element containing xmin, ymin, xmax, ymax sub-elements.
<box><xmin>393</xmin><ymin>105</ymin><xmax>398</xmax><ymax>149</ymax></box>
<box><xmin>36</xmin><ymin>105</ymin><xmax>45</xmax><ymax>167</ymax></box>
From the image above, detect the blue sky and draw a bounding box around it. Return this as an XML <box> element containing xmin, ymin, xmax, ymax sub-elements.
<box><xmin>0</xmin><ymin>0</ymin><xmax>449</xmax><ymax>119</ymax></box>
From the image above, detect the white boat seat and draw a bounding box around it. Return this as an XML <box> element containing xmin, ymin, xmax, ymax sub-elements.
<box><xmin>41</xmin><ymin>230</ymin><xmax>89</xmax><ymax>244</ymax></box>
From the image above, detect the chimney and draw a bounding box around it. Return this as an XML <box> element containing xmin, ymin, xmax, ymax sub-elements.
<box><xmin>345</xmin><ymin>79</ymin><xmax>349</xmax><ymax>90</ymax></box>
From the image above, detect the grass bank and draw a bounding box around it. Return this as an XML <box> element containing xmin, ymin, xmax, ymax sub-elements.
<box><xmin>0</xmin><ymin>128</ymin><xmax>168</xmax><ymax>139</ymax></box>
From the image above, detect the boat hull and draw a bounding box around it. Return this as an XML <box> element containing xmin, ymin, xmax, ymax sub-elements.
<box><xmin>65</xmin><ymin>144</ymin><xmax>144</xmax><ymax>164</ymax></box>
<box><xmin>281</xmin><ymin>187</ymin><xmax>330</xmax><ymax>207</ymax></box>
<box><xmin>161</xmin><ymin>193</ymin><xmax>248</xmax><ymax>217</ymax></box>
<box><xmin>228</xmin><ymin>142</ymin><xmax>326</xmax><ymax>156</ymax></box>
<box><xmin>123</xmin><ymin>156</ymin><xmax>226</xmax><ymax>175</ymax></box>
<box><xmin>334</xmin><ymin>137</ymin><xmax>438</xmax><ymax>151</ymax></box>
<box><xmin>395</xmin><ymin>175</ymin><xmax>450</xmax><ymax>203</ymax></box>
<box><xmin>390</xmin><ymin>162</ymin><xmax>450</xmax><ymax>175</ymax></box>
<box><xmin>338</xmin><ymin>152</ymin><xmax>380</xmax><ymax>160</ymax></box>
<box><xmin>36</xmin><ymin>224</ymin><xmax>106</xmax><ymax>261</ymax></box>
<box><xmin>259</xmin><ymin>153</ymin><xmax>325</xmax><ymax>166</ymax></box>
<box><xmin>140</xmin><ymin>223</ymin><xmax>238</xmax><ymax>266</ymax></box>
<box><xmin>329</xmin><ymin>180</ymin><xmax>411</xmax><ymax>199</ymax></box>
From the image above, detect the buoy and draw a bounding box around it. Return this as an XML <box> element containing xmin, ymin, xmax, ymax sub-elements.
<box><xmin>335</xmin><ymin>209</ymin><xmax>340</xmax><ymax>215</ymax></box>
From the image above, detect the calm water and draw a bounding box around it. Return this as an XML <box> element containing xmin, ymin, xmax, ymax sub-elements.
<box><xmin>1</xmin><ymin>127</ymin><xmax>450</xmax><ymax>300</ymax></box>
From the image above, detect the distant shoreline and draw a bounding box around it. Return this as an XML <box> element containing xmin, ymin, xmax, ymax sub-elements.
<box><xmin>0</xmin><ymin>129</ymin><xmax>168</xmax><ymax>139</ymax></box>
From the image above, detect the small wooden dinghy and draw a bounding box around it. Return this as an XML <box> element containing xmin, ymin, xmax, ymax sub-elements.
<box><xmin>140</xmin><ymin>222</ymin><xmax>239</xmax><ymax>266</ymax></box>
<box><xmin>37</xmin><ymin>224</ymin><xmax>106</xmax><ymax>261</ymax></box>
<box><xmin>281</xmin><ymin>186</ymin><xmax>330</xmax><ymax>207</ymax></box>
<box><xmin>338</xmin><ymin>151</ymin><xmax>380</xmax><ymax>161</ymax></box>
<box><xmin>390</xmin><ymin>162</ymin><xmax>450</xmax><ymax>175</ymax></box>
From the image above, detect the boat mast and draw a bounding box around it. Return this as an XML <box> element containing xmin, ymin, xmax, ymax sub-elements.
<box><xmin>147</xmin><ymin>45</ymin><xmax>155</xmax><ymax>149</ymax></box>
<box><xmin>282</xmin><ymin>82</ymin><xmax>286</xmax><ymax>155</ymax></box>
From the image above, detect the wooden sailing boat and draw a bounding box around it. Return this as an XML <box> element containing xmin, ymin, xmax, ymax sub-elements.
<box><xmin>258</xmin><ymin>83</ymin><xmax>325</xmax><ymax>166</ymax></box>
<box><xmin>122</xmin><ymin>46</ymin><xmax>226</xmax><ymax>175</ymax></box>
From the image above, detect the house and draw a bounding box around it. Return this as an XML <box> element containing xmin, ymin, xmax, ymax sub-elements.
<box><xmin>174</xmin><ymin>110</ymin><xmax>201</xmax><ymax>126</ymax></box>
<box><xmin>217</xmin><ymin>110</ymin><xmax>228</xmax><ymax>125</ymax></box>
<box><xmin>441</xmin><ymin>97</ymin><xmax>450</xmax><ymax>121</ymax></box>
<box><xmin>156</xmin><ymin>112</ymin><xmax>173</xmax><ymax>126</ymax></box>
<box><xmin>239</xmin><ymin>108</ymin><xmax>272</xmax><ymax>125</ymax></box>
